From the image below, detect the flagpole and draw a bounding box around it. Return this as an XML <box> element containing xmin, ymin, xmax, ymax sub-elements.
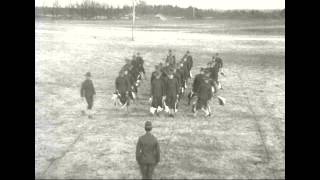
<box><xmin>132</xmin><ymin>0</ymin><xmax>135</xmax><ymax>41</ymax></box>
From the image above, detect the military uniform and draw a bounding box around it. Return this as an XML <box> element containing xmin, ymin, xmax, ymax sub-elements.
<box><xmin>80</xmin><ymin>79</ymin><xmax>96</xmax><ymax>110</ymax></box>
<box><xmin>179</xmin><ymin>63</ymin><xmax>189</xmax><ymax>88</ymax></box>
<box><xmin>196</xmin><ymin>81</ymin><xmax>213</xmax><ymax>110</ymax></box>
<box><xmin>215</xmin><ymin>57</ymin><xmax>223</xmax><ymax>69</ymax></box>
<box><xmin>115</xmin><ymin>75</ymin><xmax>131</xmax><ymax>105</ymax></box>
<box><xmin>166</xmin><ymin>55</ymin><xmax>176</xmax><ymax>67</ymax></box>
<box><xmin>192</xmin><ymin>73</ymin><xmax>205</xmax><ymax>93</ymax></box>
<box><xmin>165</xmin><ymin>77</ymin><xmax>179</xmax><ymax>109</ymax></box>
<box><xmin>136</xmin><ymin>122</ymin><xmax>160</xmax><ymax>179</ymax></box>
<box><xmin>151</xmin><ymin>77</ymin><xmax>165</xmax><ymax>109</ymax></box>
<box><xmin>186</xmin><ymin>55</ymin><xmax>193</xmax><ymax>72</ymax></box>
<box><xmin>136</xmin><ymin>55</ymin><xmax>145</xmax><ymax>75</ymax></box>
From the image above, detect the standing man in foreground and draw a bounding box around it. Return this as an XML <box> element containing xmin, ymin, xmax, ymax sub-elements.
<box><xmin>80</xmin><ymin>72</ymin><xmax>96</xmax><ymax>119</ymax></box>
<box><xmin>136</xmin><ymin>121</ymin><xmax>160</xmax><ymax>179</ymax></box>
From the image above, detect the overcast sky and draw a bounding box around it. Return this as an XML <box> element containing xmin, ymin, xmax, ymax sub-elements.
<box><xmin>35</xmin><ymin>0</ymin><xmax>285</xmax><ymax>10</ymax></box>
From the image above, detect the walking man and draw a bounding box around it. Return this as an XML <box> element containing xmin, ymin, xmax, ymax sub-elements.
<box><xmin>182</xmin><ymin>50</ymin><xmax>193</xmax><ymax>79</ymax></box>
<box><xmin>193</xmin><ymin>77</ymin><xmax>213</xmax><ymax>117</ymax></box>
<box><xmin>150</xmin><ymin>71</ymin><xmax>165</xmax><ymax>116</ymax></box>
<box><xmin>80</xmin><ymin>72</ymin><xmax>96</xmax><ymax>119</ymax></box>
<box><xmin>115</xmin><ymin>70</ymin><xmax>131</xmax><ymax>109</ymax></box>
<box><xmin>165</xmin><ymin>49</ymin><xmax>176</xmax><ymax>67</ymax></box>
<box><xmin>136</xmin><ymin>52</ymin><xmax>146</xmax><ymax>79</ymax></box>
<box><xmin>164</xmin><ymin>70</ymin><xmax>179</xmax><ymax>117</ymax></box>
<box><xmin>136</xmin><ymin>121</ymin><xmax>160</xmax><ymax>179</ymax></box>
<box><xmin>188</xmin><ymin>68</ymin><xmax>205</xmax><ymax>105</ymax></box>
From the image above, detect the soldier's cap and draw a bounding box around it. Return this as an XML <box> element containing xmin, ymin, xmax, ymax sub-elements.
<box><xmin>186</xmin><ymin>50</ymin><xmax>190</xmax><ymax>53</ymax></box>
<box><xmin>169</xmin><ymin>49</ymin><xmax>172</xmax><ymax>52</ymax></box>
<box><xmin>85</xmin><ymin>72</ymin><xmax>91</xmax><ymax>77</ymax></box>
<box><xmin>145</xmin><ymin>121</ymin><xmax>152</xmax><ymax>128</ymax></box>
<box><xmin>200</xmin><ymin>67</ymin><xmax>205</xmax><ymax>71</ymax></box>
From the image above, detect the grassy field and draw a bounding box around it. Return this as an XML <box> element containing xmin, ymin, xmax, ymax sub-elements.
<box><xmin>35</xmin><ymin>18</ymin><xmax>285</xmax><ymax>179</ymax></box>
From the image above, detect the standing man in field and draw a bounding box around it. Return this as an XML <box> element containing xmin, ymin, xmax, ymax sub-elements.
<box><xmin>151</xmin><ymin>65</ymin><xmax>161</xmax><ymax>83</ymax></box>
<box><xmin>150</xmin><ymin>71</ymin><xmax>165</xmax><ymax>116</ymax></box>
<box><xmin>120</xmin><ymin>58</ymin><xmax>133</xmax><ymax>74</ymax></box>
<box><xmin>115</xmin><ymin>70</ymin><xmax>131</xmax><ymax>109</ymax></box>
<box><xmin>209</xmin><ymin>59</ymin><xmax>220</xmax><ymax>94</ymax></box>
<box><xmin>136</xmin><ymin>121</ymin><xmax>160</xmax><ymax>179</ymax></box>
<box><xmin>214</xmin><ymin>53</ymin><xmax>223</xmax><ymax>71</ymax></box>
<box><xmin>165</xmin><ymin>49</ymin><xmax>176</xmax><ymax>67</ymax></box>
<box><xmin>164</xmin><ymin>70</ymin><xmax>180</xmax><ymax>117</ymax></box>
<box><xmin>80</xmin><ymin>72</ymin><xmax>96</xmax><ymax>119</ymax></box>
<box><xmin>213</xmin><ymin>53</ymin><xmax>224</xmax><ymax>89</ymax></box>
<box><xmin>193</xmin><ymin>77</ymin><xmax>213</xmax><ymax>117</ymax></box>
<box><xmin>136</xmin><ymin>52</ymin><xmax>146</xmax><ymax>79</ymax></box>
<box><xmin>188</xmin><ymin>68</ymin><xmax>205</xmax><ymax>105</ymax></box>
<box><xmin>179</xmin><ymin>61</ymin><xmax>189</xmax><ymax>90</ymax></box>
<box><xmin>182</xmin><ymin>50</ymin><xmax>193</xmax><ymax>80</ymax></box>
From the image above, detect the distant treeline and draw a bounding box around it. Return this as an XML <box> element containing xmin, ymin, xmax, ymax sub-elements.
<box><xmin>35</xmin><ymin>0</ymin><xmax>285</xmax><ymax>20</ymax></box>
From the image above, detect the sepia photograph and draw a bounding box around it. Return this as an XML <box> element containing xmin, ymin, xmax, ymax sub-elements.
<box><xmin>35</xmin><ymin>0</ymin><xmax>285</xmax><ymax>179</ymax></box>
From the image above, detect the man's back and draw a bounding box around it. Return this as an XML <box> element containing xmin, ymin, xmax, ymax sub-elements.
<box><xmin>115</xmin><ymin>76</ymin><xmax>130</xmax><ymax>93</ymax></box>
<box><xmin>166</xmin><ymin>78</ymin><xmax>179</xmax><ymax>96</ymax></box>
<box><xmin>193</xmin><ymin>74</ymin><xmax>205</xmax><ymax>92</ymax></box>
<box><xmin>151</xmin><ymin>78</ymin><xmax>165</xmax><ymax>97</ymax></box>
<box><xmin>198</xmin><ymin>82</ymin><xmax>213</xmax><ymax>100</ymax></box>
<box><xmin>81</xmin><ymin>79</ymin><xmax>95</xmax><ymax>97</ymax></box>
<box><xmin>136</xmin><ymin>132</ymin><xmax>160</xmax><ymax>164</ymax></box>
<box><xmin>215</xmin><ymin>57</ymin><xmax>223</xmax><ymax>69</ymax></box>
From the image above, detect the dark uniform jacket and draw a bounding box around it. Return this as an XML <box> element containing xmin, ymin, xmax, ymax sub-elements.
<box><xmin>210</xmin><ymin>66</ymin><xmax>219</xmax><ymax>81</ymax></box>
<box><xmin>136</xmin><ymin>132</ymin><xmax>160</xmax><ymax>164</ymax></box>
<box><xmin>130</xmin><ymin>67</ymin><xmax>140</xmax><ymax>82</ymax></box>
<box><xmin>136</xmin><ymin>56</ymin><xmax>145</xmax><ymax>74</ymax></box>
<box><xmin>192</xmin><ymin>74</ymin><xmax>205</xmax><ymax>92</ymax></box>
<box><xmin>173</xmin><ymin>72</ymin><xmax>182</xmax><ymax>88</ymax></box>
<box><xmin>165</xmin><ymin>78</ymin><xmax>179</xmax><ymax>96</ymax></box>
<box><xmin>151</xmin><ymin>78</ymin><xmax>165</xmax><ymax>97</ymax></box>
<box><xmin>186</xmin><ymin>55</ymin><xmax>193</xmax><ymax>71</ymax></box>
<box><xmin>166</xmin><ymin>55</ymin><xmax>176</xmax><ymax>66</ymax></box>
<box><xmin>215</xmin><ymin>57</ymin><xmax>223</xmax><ymax>69</ymax></box>
<box><xmin>120</xmin><ymin>63</ymin><xmax>132</xmax><ymax>73</ymax></box>
<box><xmin>81</xmin><ymin>79</ymin><xmax>96</xmax><ymax>97</ymax></box>
<box><xmin>197</xmin><ymin>82</ymin><xmax>213</xmax><ymax>100</ymax></box>
<box><xmin>180</xmin><ymin>63</ymin><xmax>189</xmax><ymax>80</ymax></box>
<box><xmin>151</xmin><ymin>71</ymin><xmax>160</xmax><ymax>84</ymax></box>
<box><xmin>115</xmin><ymin>76</ymin><xmax>131</xmax><ymax>93</ymax></box>
<box><xmin>125</xmin><ymin>73</ymin><xmax>136</xmax><ymax>87</ymax></box>
<box><xmin>131</xmin><ymin>59</ymin><xmax>139</xmax><ymax>69</ymax></box>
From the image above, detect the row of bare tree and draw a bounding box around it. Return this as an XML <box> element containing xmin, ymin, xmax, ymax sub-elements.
<box><xmin>35</xmin><ymin>0</ymin><xmax>285</xmax><ymax>20</ymax></box>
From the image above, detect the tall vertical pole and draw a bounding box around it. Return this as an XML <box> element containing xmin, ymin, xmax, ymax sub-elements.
<box><xmin>193</xmin><ymin>7</ymin><xmax>195</xmax><ymax>18</ymax></box>
<box><xmin>132</xmin><ymin>0</ymin><xmax>135</xmax><ymax>41</ymax></box>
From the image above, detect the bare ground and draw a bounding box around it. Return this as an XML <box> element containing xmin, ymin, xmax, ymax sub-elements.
<box><xmin>35</xmin><ymin>19</ymin><xmax>285</xmax><ymax>179</ymax></box>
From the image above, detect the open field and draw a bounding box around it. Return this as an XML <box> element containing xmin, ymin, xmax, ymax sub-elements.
<box><xmin>35</xmin><ymin>18</ymin><xmax>285</xmax><ymax>179</ymax></box>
